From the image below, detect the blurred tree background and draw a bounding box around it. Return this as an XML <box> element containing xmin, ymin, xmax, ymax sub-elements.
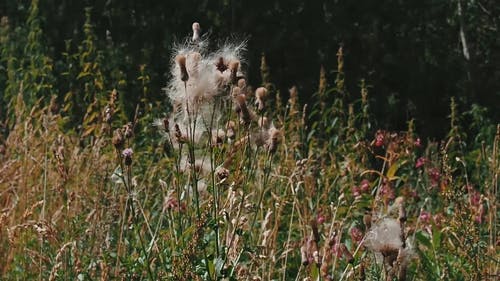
<box><xmin>1</xmin><ymin>0</ymin><xmax>499</xmax><ymax>139</ymax></box>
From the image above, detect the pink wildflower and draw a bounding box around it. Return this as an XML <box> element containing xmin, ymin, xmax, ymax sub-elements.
<box><xmin>317</xmin><ymin>214</ymin><xmax>326</xmax><ymax>225</ymax></box>
<box><xmin>415</xmin><ymin>157</ymin><xmax>426</xmax><ymax>168</ymax></box>
<box><xmin>428</xmin><ymin>168</ymin><xmax>440</xmax><ymax>186</ymax></box>
<box><xmin>419</xmin><ymin>211</ymin><xmax>431</xmax><ymax>224</ymax></box>
<box><xmin>469</xmin><ymin>190</ymin><xmax>481</xmax><ymax>207</ymax></box>
<box><xmin>349</xmin><ymin>227</ymin><xmax>364</xmax><ymax>245</ymax></box>
<box><xmin>374</xmin><ymin>131</ymin><xmax>385</xmax><ymax>147</ymax></box>
<box><xmin>351</xmin><ymin>185</ymin><xmax>361</xmax><ymax>198</ymax></box>
<box><xmin>360</xmin><ymin>179</ymin><xmax>370</xmax><ymax>193</ymax></box>
<box><xmin>414</xmin><ymin>138</ymin><xmax>421</xmax><ymax>147</ymax></box>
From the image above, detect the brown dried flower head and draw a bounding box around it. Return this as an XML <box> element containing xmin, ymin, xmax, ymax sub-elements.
<box><xmin>175</xmin><ymin>54</ymin><xmax>189</xmax><ymax>82</ymax></box>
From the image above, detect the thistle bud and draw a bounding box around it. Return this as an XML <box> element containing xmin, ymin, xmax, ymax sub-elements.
<box><xmin>174</xmin><ymin>124</ymin><xmax>186</xmax><ymax>143</ymax></box>
<box><xmin>231</xmin><ymin>86</ymin><xmax>241</xmax><ymax>98</ymax></box>
<box><xmin>176</xmin><ymin>55</ymin><xmax>189</xmax><ymax>82</ymax></box>
<box><xmin>123</xmin><ymin>122</ymin><xmax>134</xmax><ymax>139</ymax></box>
<box><xmin>192</xmin><ymin>22</ymin><xmax>201</xmax><ymax>42</ymax></box>
<box><xmin>112</xmin><ymin>129</ymin><xmax>124</xmax><ymax>150</ymax></box>
<box><xmin>229</xmin><ymin>60</ymin><xmax>240</xmax><ymax>85</ymax></box>
<box><xmin>237</xmin><ymin>78</ymin><xmax>246</xmax><ymax>89</ymax></box>
<box><xmin>255</xmin><ymin>87</ymin><xmax>268</xmax><ymax>111</ymax></box>
<box><xmin>235</xmin><ymin>94</ymin><xmax>252</xmax><ymax>125</ymax></box>
<box><xmin>216</xmin><ymin>167</ymin><xmax>230</xmax><ymax>182</ymax></box>
<box><xmin>226</xmin><ymin>121</ymin><xmax>236</xmax><ymax>140</ymax></box>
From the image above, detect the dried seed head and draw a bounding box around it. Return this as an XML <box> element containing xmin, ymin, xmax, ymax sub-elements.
<box><xmin>255</xmin><ymin>87</ymin><xmax>268</xmax><ymax>100</ymax></box>
<box><xmin>267</xmin><ymin>128</ymin><xmax>282</xmax><ymax>154</ymax></box>
<box><xmin>232</xmin><ymin>86</ymin><xmax>241</xmax><ymax>98</ymax></box>
<box><xmin>226</xmin><ymin>121</ymin><xmax>236</xmax><ymax>139</ymax></box>
<box><xmin>174</xmin><ymin>123</ymin><xmax>186</xmax><ymax>143</ymax></box>
<box><xmin>112</xmin><ymin>129</ymin><xmax>124</xmax><ymax>150</ymax></box>
<box><xmin>212</xmin><ymin>129</ymin><xmax>225</xmax><ymax>146</ymax></box>
<box><xmin>235</xmin><ymin>94</ymin><xmax>253</xmax><ymax>125</ymax></box>
<box><xmin>229</xmin><ymin>60</ymin><xmax>240</xmax><ymax>84</ymax></box>
<box><xmin>365</xmin><ymin>218</ymin><xmax>403</xmax><ymax>263</ymax></box>
<box><xmin>255</xmin><ymin>87</ymin><xmax>268</xmax><ymax>111</ymax></box>
<box><xmin>123</xmin><ymin>122</ymin><xmax>134</xmax><ymax>139</ymax></box>
<box><xmin>216</xmin><ymin>167</ymin><xmax>230</xmax><ymax>182</ymax></box>
<box><xmin>253</xmin><ymin>130</ymin><xmax>269</xmax><ymax>147</ymax></box>
<box><xmin>175</xmin><ymin>54</ymin><xmax>189</xmax><ymax>82</ymax></box>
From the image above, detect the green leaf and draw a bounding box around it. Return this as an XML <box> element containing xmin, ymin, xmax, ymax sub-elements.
<box><xmin>432</xmin><ymin>228</ymin><xmax>442</xmax><ymax>246</ymax></box>
<box><xmin>386</xmin><ymin>159</ymin><xmax>407</xmax><ymax>180</ymax></box>
<box><xmin>415</xmin><ymin>230</ymin><xmax>432</xmax><ymax>248</ymax></box>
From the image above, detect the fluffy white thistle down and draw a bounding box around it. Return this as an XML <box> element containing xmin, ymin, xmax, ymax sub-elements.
<box><xmin>164</xmin><ymin>22</ymin><xmax>247</xmax><ymax>144</ymax></box>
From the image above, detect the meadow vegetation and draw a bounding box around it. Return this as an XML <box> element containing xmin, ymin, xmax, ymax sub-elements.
<box><xmin>0</xmin><ymin>2</ymin><xmax>498</xmax><ymax>281</ymax></box>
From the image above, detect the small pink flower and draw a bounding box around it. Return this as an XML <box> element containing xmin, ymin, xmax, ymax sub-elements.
<box><xmin>331</xmin><ymin>240</ymin><xmax>344</xmax><ymax>259</ymax></box>
<box><xmin>122</xmin><ymin>148</ymin><xmax>133</xmax><ymax>157</ymax></box>
<box><xmin>474</xmin><ymin>204</ymin><xmax>485</xmax><ymax>224</ymax></box>
<box><xmin>349</xmin><ymin>227</ymin><xmax>364</xmax><ymax>245</ymax></box>
<box><xmin>469</xmin><ymin>190</ymin><xmax>481</xmax><ymax>207</ymax></box>
<box><xmin>414</xmin><ymin>138</ymin><xmax>422</xmax><ymax>147</ymax></box>
<box><xmin>122</xmin><ymin>148</ymin><xmax>134</xmax><ymax>165</ymax></box>
<box><xmin>428</xmin><ymin>168</ymin><xmax>440</xmax><ymax>186</ymax></box>
<box><xmin>317</xmin><ymin>214</ymin><xmax>326</xmax><ymax>225</ymax></box>
<box><xmin>415</xmin><ymin>157</ymin><xmax>426</xmax><ymax>168</ymax></box>
<box><xmin>351</xmin><ymin>185</ymin><xmax>361</xmax><ymax>198</ymax></box>
<box><xmin>419</xmin><ymin>211</ymin><xmax>431</xmax><ymax>224</ymax></box>
<box><xmin>379</xmin><ymin>182</ymin><xmax>395</xmax><ymax>203</ymax></box>
<box><xmin>165</xmin><ymin>197</ymin><xmax>186</xmax><ymax>212</ymax></box>
<box><xmin>360</xmin><ymin>179</ymin><xmax>370</xmax><ymax>192</ymax></box>
<box><xmin>374</xmin><ymin>131</ymin><xmax>385</xmax><ymax>147</ymax></box>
